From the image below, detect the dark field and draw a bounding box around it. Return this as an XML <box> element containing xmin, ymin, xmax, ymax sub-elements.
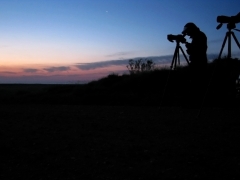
<box><xmin>1</xmin><ymin>103</ymin><xmax>240</xmax><ymax>179</ymax></box>
<box><xmin>1</xmin><ymin>59</ymin><xmax>240</xmax><ymax>179</ymax></box>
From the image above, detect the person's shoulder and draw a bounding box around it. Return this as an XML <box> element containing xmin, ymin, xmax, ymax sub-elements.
<box><xmin>199</xmin><ymin>30</ymin><xmax>206</xmax><ymax>35</ymax></box>
<box><xmin>198</xmin><ymin>30</ymin><xmax>207</xmax><ymax>38</ymax></box>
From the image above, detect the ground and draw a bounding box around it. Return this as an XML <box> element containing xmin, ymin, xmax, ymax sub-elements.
<box><xmin>1</xmin><ymin>104</ymin><xmax>240</xmax><ymax>179</ymax></box>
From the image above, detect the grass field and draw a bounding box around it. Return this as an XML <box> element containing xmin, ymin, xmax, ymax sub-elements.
<box><xmin>1</xmin><ymin>58</ymin><xmax>240</xmax><ymax>179</ymax></box>
<box><xmin>2</xmin><ymin>104</ymin><xmax>240</xmax><ymax>179</ymax></box>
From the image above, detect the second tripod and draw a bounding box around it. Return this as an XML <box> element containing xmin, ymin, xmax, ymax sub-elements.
<box><xmin>218</xmin><ymin>26</ymin><xmax>240</xmax><ymax>59</ymax></box>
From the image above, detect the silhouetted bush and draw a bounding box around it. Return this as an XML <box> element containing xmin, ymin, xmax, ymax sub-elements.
<box><xmin>126</xmin><ymin>59</ymin><xmax>155</xmax><ymax>74</ymax></box>
<box><xmin>203</xmin><ymin>57</ymin><xmax>240</xmax><ymax>105</ymax></box>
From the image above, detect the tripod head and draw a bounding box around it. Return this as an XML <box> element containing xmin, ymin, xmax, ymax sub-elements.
<box><xmin>216</xmin><ymin>22</ymin><xmax>240</xmax><ymax>32</ymax></box>
<box><xmin>167</xmin><ymin>34</ymin><xmax>190</xmax><ymax>69</ymax></box>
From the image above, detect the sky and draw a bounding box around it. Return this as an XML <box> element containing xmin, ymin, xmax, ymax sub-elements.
<box><xmin>0</xmin><ymin>0</ymin><xmax>240</xmax><ymax>84</ymax></box>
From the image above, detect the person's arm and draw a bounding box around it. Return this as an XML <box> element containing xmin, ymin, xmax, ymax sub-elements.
<box><xmin>185</xmin><ymin>42</ymin><xmax>192</xmax><ymax>55</ymax></box>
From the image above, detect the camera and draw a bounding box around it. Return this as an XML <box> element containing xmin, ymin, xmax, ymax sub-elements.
<box><xmin>167</xmin><ymin>34</ymin><xmax>186</xmax><ymax>43</ymax></box>
<box><xmin>216</xmin><ymin>12</ymin><xmax>240</xmax><ymax>30</ymax></box>
<box><xmin>217</xmin><ymin>12</ymin><xmax>240</xmax><ymax>24</ymax></box>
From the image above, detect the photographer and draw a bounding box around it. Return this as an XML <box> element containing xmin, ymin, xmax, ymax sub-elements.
<box><xmin>181</xmin><ymin>23</ymin><xmax>208</xmax><ymax>105</ymax></box>
<box><xmin>182</xmin><ymin>22</ymin><xmax>208</xmax><ymax>69</ymax></box>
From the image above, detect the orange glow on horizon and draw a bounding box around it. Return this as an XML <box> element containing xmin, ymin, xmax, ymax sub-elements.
<box><xmin>0</xmin><ymin>63</ymin><xmax>128</xmax><ymax>83</ymax></box>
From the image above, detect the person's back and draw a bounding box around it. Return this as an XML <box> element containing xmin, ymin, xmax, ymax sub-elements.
<box><xmin>182</xmin><ymin>23</ymin><xmax>208</xmax><ymax>105</ymax></box>
<box><xmin>188</xmin><ymin>30</ymin><xmax>208</xmax><ymax>67</ymax></box>
<box><xmin>183</xmin><ymin>22</ymin><xmax>208</xmax><ymax>69</ymax></box>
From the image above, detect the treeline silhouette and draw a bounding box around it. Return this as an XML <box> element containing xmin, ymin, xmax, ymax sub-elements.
<box><xmin>0</xmin><ymin>58</ymin><xmax>239</xmax><ymax>107</ymax></box>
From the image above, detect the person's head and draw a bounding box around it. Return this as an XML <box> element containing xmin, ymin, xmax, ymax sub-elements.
<box><xmin>182</xmin><ymin>22</ymin><xmax>199</xmax><ymax>37</ymax></box>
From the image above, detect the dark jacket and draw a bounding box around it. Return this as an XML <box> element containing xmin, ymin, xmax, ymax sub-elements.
<box><xmin>186</xmin><ymin>30</ymin><xmax>208</xmax><ymax>68</ymax></box>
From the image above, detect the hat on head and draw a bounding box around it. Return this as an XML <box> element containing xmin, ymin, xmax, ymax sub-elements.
<box><xmin>182</xmin><ymin>22</ymin><xmax>199</xmax><ymax>35</ymax></box>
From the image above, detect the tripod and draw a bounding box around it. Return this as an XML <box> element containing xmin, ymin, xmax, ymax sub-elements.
<box><xmin>170</xmin><ymin>40</ymin><xmax>190</xmax><ymax>70</ymax></box>
<box><xmin>198</xmin><ymin>26</ymin><xmax>240</xmax><ymax>118</ymax></box>
<box><xmin>160</xmin><ymin>40</ymin><xmax>190</xmax><ymax>106</ymax></box>
<box><xmin>218</xmin><ymin>27</ymin><xmax>240</xmax><ymax>59</ymax></box>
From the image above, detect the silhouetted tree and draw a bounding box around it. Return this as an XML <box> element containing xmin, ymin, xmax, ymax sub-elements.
<box><xmin>127</xmin><ymin>59</ymin><xmax>155</xmax><ymax>74</ymax></box>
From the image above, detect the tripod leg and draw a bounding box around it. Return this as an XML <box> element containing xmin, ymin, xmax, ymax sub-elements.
<box><xmin>171</xmin><ymin>47</ymin><xmax>178</xmax><ymax>69</ymax></box>
<box><xmin>177</xmin><ymin>46</ymin><xmax>180</xmax><ymax>66</ymax></box>
<box><xmin>175</xmin><ymin>48</ymin><xmax>179</xmax><ymax>69</ymax></box>
<box><xmin>179</xmin><ymin>46</ymin><xmax>190</xmax><ymax>65</ymax></box>
<box><xmin>228</xmin><ymin>32</ymin><xmax>231</xmax><ymax>58</ymax></box>
<box><xmin>231</xmin><ymin>32</ymin><xmax>240</xmax><ymax>49</ymax></box>
<box><xmin>218</xmin><ymin>32</ymin><xmax>228</xmax><ymax>59</ymax></box>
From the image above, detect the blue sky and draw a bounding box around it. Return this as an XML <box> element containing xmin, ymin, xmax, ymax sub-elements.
<box><xmin>0</xmin><ymin>0</ymin><xmax>240</xmax><ymax>83</ymax></box>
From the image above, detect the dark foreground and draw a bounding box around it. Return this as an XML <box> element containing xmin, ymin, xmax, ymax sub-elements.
<box><xmin>1</xmin><ymin>104</ymin><xmax>240</xmax><ymax>179</ymax></box>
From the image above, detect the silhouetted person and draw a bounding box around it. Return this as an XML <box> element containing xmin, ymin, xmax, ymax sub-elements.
<box><xmin>182</xmin><ymin>22</ymin><xmax>208</xmax><ymax>70</ymax></box>
<box><xmin>182</xmin><ymin>23</ymin><xmax>208</xmax><ymax>106</ymax></box>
